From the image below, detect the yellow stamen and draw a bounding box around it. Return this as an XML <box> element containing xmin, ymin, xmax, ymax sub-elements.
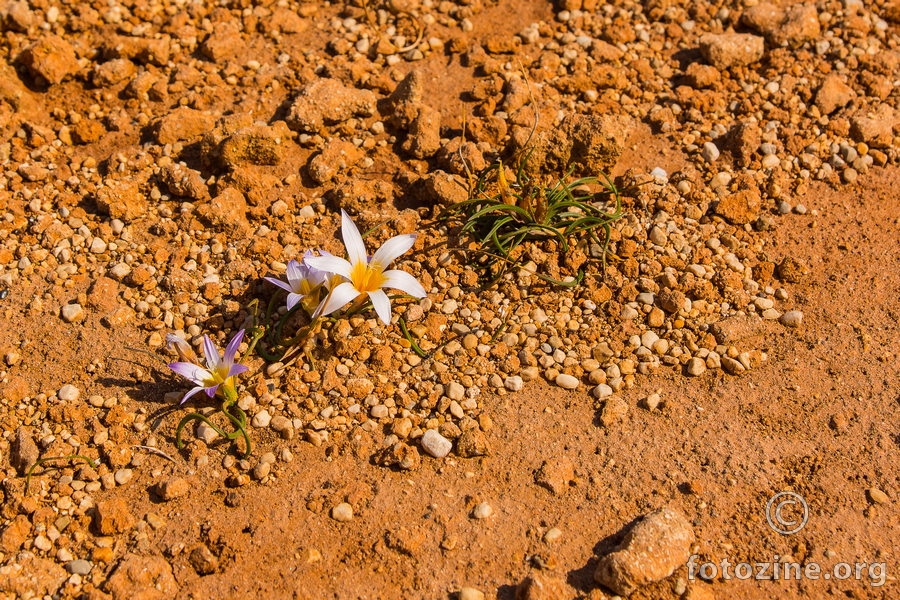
<box><xmin>350</xmin><ymin>260</ymin><xmax>386</xmax><ymax>293</ymax></box>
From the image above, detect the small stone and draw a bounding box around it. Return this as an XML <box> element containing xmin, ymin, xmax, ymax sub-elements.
<box><xmin>716</xmin><ymin>189</ymin><xmax>762</xmax><ymax>224</ymax></box>
<box><xmin>60</xmin><ymin>303</ymin><xmax>85</xmax><ymax>323</ymax></box>
<box><xmin>779</xmin><ymin>311</ymin><xmax>803</xmax><ymax>328</ymax></box>
<box><xmin>196</xmin><ymin>421</ymin><xmax>219</xmax><ymax>444</ymax></box>
<box><xmin>699</xmin><ymin>33</ymin><xmax>765</xmax><ymax>69</ymax></box>
<box><xmin>66</xmin><ymin>560</ymin><xmax>92</xmax><ymax>575</ymax></box>
<box><xmin>777</xmin><ymin>256</ymin><xmax>807</xmax><ymax>282</ymax></box>
<box><xmin>505</xmin><ymin>375</ymin><xmax>524</xmax><ymax>391</ymax></box>
<box><xmin>19</xmin><ymin>35</ymin><xmax>80</xmax><ymax>85</ymax></box>
<box><xmin>92</xmin><ymin>499</ymin><xmax>135</xmax><ymax>534</ymax></box>
<box><xmin>251</xmin><ymin>409</ymin><xmax>272</xmax><ymax>428</ymax></box>
<box><xmin>459</xmin><ymin>587</ymin><xmax>485</xmax><ymax>600</ymax></box>
<box><xmin>57</xmin><ymin>384</ymin><xmax>80</xmax><ymax>402</ymax></box>
<box><xmin>535</xmin><ymin>458</ymin><xmax>576</xmax><ymax>495</ymax></box>
<box><xmin>593</xmin><ymin>507</ymin><xmax>695</xmax><ymax>596</ymax></box>
<box><xmin>600</xmin><ymin>396</ymin><xmax>628</xmax><ymax>427</ymax></box>
<box><xmin>331</xmin><ymin>502</ymin><xmax>354</xmax><ymax>522</ymax></box>
<box><xmin>685</xmin><ymin>358</ymin><xmax>707</xmax><ymax>376</ymax></box>
<box><xmin>11</xmin><ymin>428</ymin><xmax>40</xmax><ymax>475</ymax></box>
<box><xmin>640</xmin><ymin>393</ymin><xmax>661</xmax><ymax>410</ymax></box>
<box><xmin>189</xmin><ymin>544</ymin><xmax>218</xmax><ymax>575</ymax></box>
<box><xmin>554</xmin><ymin>373</ymin><xmax>579</xmax><ymax>390</ymax></box>
<box><xmin>543</xmin><ymin>527</ymin><xmax>563</xmax><ymax>543</ymax></box>
<box><xmin>456</xmin><ymin>429</ymin><xmax>490</xmax><ymax>458</ymax></box>
<box><xmin>867</xmin><ymin>488</ymin><xmax>889</xmax><ymax>504</ymax></box>
<box><xmin>592</xmin><ymin>384</ymin><xmax>613</xmax><ymax>400</ymax></box>
<box><xmin>114</xmin><ymin>469</ymin><xmax>133</xmax><ymax>485</ymax></box>
<box><xmin>155</xmin><ymin>477</ymin><xmax>190</xmax><ymax>501</ymax></box>
<box><xmin>270</xmin><ymin>415</ymin><xmax>294</xmax><ymax>439</ymax></box>
<box><xmin>106</xmin><ymin>554</ymin><xmax>177</xmax><ymax>597</ymax></box>
<box><xmin>701</xmin><ymin>142</ymin><xmax>720</xmax><ymax>162</ymax></box>
<box><xmin>471</xmin><ymin>502</ymin><xmax>493</xmax><ymax>519</ymax></box>
<box><xmin>421</xmin><ymin>429</ymin><xmax>453</xmax><ymax>458</ymax></box>
<box><xmin>515</xmin><ymin>572</ymin><xmax>570</xmax><ymax>599</ymax></box>
<box><xmin>815</xmin><ymin>75</ymin><xmax>855</xmax><ymax>115</ymax></box>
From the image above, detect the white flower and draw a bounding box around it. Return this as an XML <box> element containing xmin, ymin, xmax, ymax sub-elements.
<box><xmin>305</xmin><ymin>210</ymin><xmax>426</xmax><ymax>324</ymax></box>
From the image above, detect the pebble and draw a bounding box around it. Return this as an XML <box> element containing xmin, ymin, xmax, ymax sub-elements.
<box><xmin>420</xmin><ymin>429</ymin><xmax>452</xmax><ymax>458</ymax></box>
<box><xmin>867</xmin><ymin>488</ymin><xmax>889</xmax><ymax>504</ymax></box>
<box><xmin>600</xmin><ymin>396</ymin><xmax>628</xmax><ymax>427</ymax></box>
<box><xmin>114</xmin><ymin>469</ymin><xmax>133</xmax><ymax>485</ymax></box>
<box><xmin>58</xmin><ymin>384</ymin><xmax>80</xmax><ymax>402</ymax></box>
<box><xmin>458</xmin><ymin>588</ymin><xmax>485</xmax><ymax>600</ymax></box>
<box><xmin>504</xmin><ymin>375</ymin><xmax>524</xmax><ymax>392</ymax></box>
<box><xmin>331</xmin><ymin>503</ymin><xmax>354</xmax><ymax>522</ymax></box>
<box><xmin>67</xmin><ymin>560</ymin><xmax>92</xmax><ymax>575</ymax></box>
<box><xmin>640</xmin><ymin>393</ymin><xmax>661</xmax><ymax>411</ymax></box>
<box><xmin>685</xmin><ymin>358</ymin><xmax>707</xmax><ymax>376</ymax></box>
<box><xmin>543</xmin><ymin>527</ymin><xmax>563</xmax><ymax>543</ymax></box>
<box><xmin>779</xmin><ymin>310</ymin><xmax>803</xmax><ymax>328</ymax></box>
<box><xmin>60</xmin><ymin>303</ymin><xmax>85</xmax><ymax>323</ymax></box>
<box><xmin>554</xmin><ymin>373</ymin><xmax>579</xmax><ymax>390</ymax></box>
<box><xmin>251</xmin><ymin>409</ymin><xmax>272</xmax><ymax>427</ymax></box>
<box><xmin>155</xmin><ymin>477</ymin><xmax>190</xmax><ymax>501</ymax></box>
<box><xmin>471</xmin><ymin>502</ymin><xmax>493</xmax><ymax>519</ymax></box>
<box><xmin>701</xmin><ymin>142</ymin><xmax>720</xmax><ymax>162</ymax></box>
<box><xmin>594</xmin><ymin>507</ymin><xmax>695</xmax><ymax>596</ymax></box>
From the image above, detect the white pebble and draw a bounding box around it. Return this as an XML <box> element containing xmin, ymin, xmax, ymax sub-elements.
<box><xmin>504</xmin><ymin>375</ymin><xmax>524</xmax><ymax>392</ymax></box>
<box><xmin>58</xmin><ymin>384</ymin><xmax>80</xmax><ymax>402</ymax></box>
<box><xmin>420</xmin><ymin>429</ymin><xmax>452</xmax><ymax>458</ymax></box>
<box><xmin>555</xmin><ymin>373</ymin><xmax>579</xmax><ymax>390</ymax></box>
<box><xmin>780</xmin><ymin>310</ymin><xmax>803</xmax><ymax>327</ymax></box>
<box><xmin>61</xmin><ymin>304</ymin><xmax>85</xmax><ymax>323</ymax></box>
<box><xmin>251</xmin><ymin>410</ymin><xmax>272</xmax><ymax>428</ymax></box>
<box><xmin>331</xmin><ymin>503</ymin><xmax>354</xmax><ymax>522</ymax></box>
<box><xmin>471</xmin><ymin>502</ymin><xmax>493</xmax><ymax>519</ymax></box>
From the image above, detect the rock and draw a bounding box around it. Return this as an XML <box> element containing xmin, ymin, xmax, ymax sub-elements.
<box><xmin>815</xmin><ymin>75</ymin><xmax>856</xmax><ymax>115</ymax></box>
<box><xmin>331</xmin><ymin>502</ymin><xmax>354</xmax><ymax>522</ymax></box>
<box><xmin>699</xmin><ymin>33</ymin><xmax>765</xmax><ymax>69</ymax></box>
<box><xmin>593</xmin><ymin>507</ymin><xmax>695</xmax><ymax>596</ymax></box>
<box><xmin>715</xmin><ymin>189</ymin><xmax>762</xmax><ymax>224</ymax></box>
<box><xmin>471</xmin><ymin>502</ymin><xmax>493</xmax><ymax>519</ymax></box>
<box><xmin>504</xmin><ymin>375</ymin><xmax>524</xmax><ymax>392</ymax></box>
<box><xmin>709</xmin><ymin>314</ymin><xmax>765</xmax><ymax>345</ymax></box>
<box><xmin>2</xmin><ymin>2</ymin><xmax>35</xmax><ymax>32</ymax></box>
<box><xmin>18</xmin><ymin>35</ymin><xmax>80</xmax><ymax>86</ymax></box>
<box><xmin>197</xmin><ymin>188</ymin><xmax>249</xmax><ymax>233</ymax></box>
<box><xmin>0</xmin><ymin>554</ymin><xmax>67</xmax><ymax>597</ymax></box>
<box><xmin>155</xmin><ymin>477</ymin><xmax>191</xmax><ymax>501</ymax></box>
<box><xmin>684</xmin><ymin>63</ymin><xmax>720</xmax><ymax>88</ymax></box>
<box><xmin>57</xmin><ymin>384</ymin><xmax>80</xmax><ymax>401</ymax></box>
<box><xmin>0</xmin><ymin>375</ymin><xmax>29</xmax><ymax>403</ymax></box>
<box><xmin>743</xmin><ymin>4</ymin><xmax>820</xmax><ymax>48</ymax></box>
<box><xmin>777</xmin><ymin>257</ymin><xmax>807</xmax><ymax>282</ymax></box>
<box><xmin>153</xmin><ymin>107</ymin><xmax>216</xmax><ymax>144</ymax></box>
<box><xmin>600</xmin><ymin>396</ymin><xmax>628</xmax><ymax>427</ymax></box>
<box><xmin>421</xmin><ymin>429</ymin><xmax>453</xmax><ymax>458</ymax></box>
<box><xmin>685</xmin><ymin>358</ymin><xmax>707</xmax><ymax>376</ymax></box>
<box><xmin>11</xmin><ymin>428</ymin><xmax>39</xmax><ymax>475</ymax></box>
<box><xmin>218</xmin><ymin>121</ymin><xmax>293</xmax><ymax>167</ymax></box>
<box><xmin>374</xmin><ymin>442</ymin><xmax>421</xmax><ymax>470</ymax></box>
<box><xmin>385</xmin><ymin>70</ymin><xmax>425</xmax><ymax>127</ymax></box>
<box><xmin>456</xmin><ymin>429</ymin><xmax>490</xmax><ymax>457</ymax></box>
<box><xmin>92</xmin><ymin>58</ymin><xmax>136</xmax><ymax>87</ymax></box>
<box><xmin>286</xmin><ymin>78</ymin><xmax>377</xmax><ymax>132</ymax></box>
<box><xmin>307</xmin><ymin>139</ymin><xmax>363</xmax><ymax>184</ymax></box>
<box><xmin>515</xmin><ymin>572</ymin><xmax>570</xmax><ymax>600</ymax></box>
<box><xmin>401</xmin><ymin>106</ymin><xmax>442</xmax><ymax>158</ymax></box>
<box><xmin>92</xmin><ymin>498</ymin><xmax>135</xmax><ymax>534</ymax></box>
<box><xmin>535</xmin><ymin>458</ymin><xmax>575</xmax><ymax>495</ymax></box>
<box><xmin>779</xmin><ymin>310</ymin><xmax>803</xmax><ymax>328</ymax></box>
<box><xmin>159</xmin><ymin>163</ymin><xmax>209</xmax><ymax>200</ymax></box>
<box><xmin>60</xmin><ymin>303</ymin><xmax>85</xmax><ymax>323</ymax></box>
<box><xmin>189</xmin><ymin>543</ymin><xmax>219</xmax><ymax>575</ymax></box>
<box><xmin>346</xmin><ymin>377</ymin><xmax>375</xmax><ymax>399</ymax></box>
<box><xmin>106</xmin><ymin>554</ymin><xmax>178</xmax><ymax>598</ymax></box>
<box><xmin>701</xmin><ymin>142</ymin><xmax>720</xmax><ymax>162</ymax></box>
<box><xmin>66</xmin><ymin>559</ymin><xmax>92</xmax><ymax>575</ymax></box>
<box><xmin>554</xmin><ymin>373</ymin><xmax>579</xmax><ymax>390</ymax></box>
<box><xmin>419</xmin><ymin>170</ymin><xmax>469</xmax><ymax>205</ymax></box>
<box><xmin>850</xmin><ymin>107</ymin><xmax>896</xmax><ymax>149</ymax></box>
<box><xmin>0</xmin><ymin>514</ymin><xmax>32</xmax><ymax>552</ymax></box>
<box><xmin>200</xmin><ymin>23</ymin><xmax>243</xmax><ymax>62</ymax></box>
<box><xmin>459</xmin><ymin>587</ymin><xmax>485</xmax><ymax>600</ymax></box>
<box><xmin>867</xmin><ymin>488</ymin><xmax>889</xmax><ymax>504</ymax></box>
<box><xmin>95</xmin><ymin>180</ymin><xmax>148</xmax><ymax>222</ymax></box>
<box><xmin>656</xmin><ymin>288</ymin><xmax>686</xmax><ymax>314</ymax></box>
<box><xmin>721</xmin><ymin>356</ymin><xmax>746</xmax><ymax>375</ymax></box>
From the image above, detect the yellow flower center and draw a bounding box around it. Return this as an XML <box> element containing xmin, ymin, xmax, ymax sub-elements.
<box><xmin>350</xmin><ymin>260</ymin><xmax>386</xmax><ymax>293</ymax></box>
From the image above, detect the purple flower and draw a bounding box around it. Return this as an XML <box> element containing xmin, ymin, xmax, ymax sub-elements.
<box><xmin>168</xmin><ymin>330</ymin><xmax>249</xmax><ymax>404</ymax></box>
<box><xmin>264</xmin><ymin>251</ymin><xmax>329</xmax><ymax>315</ymax></box>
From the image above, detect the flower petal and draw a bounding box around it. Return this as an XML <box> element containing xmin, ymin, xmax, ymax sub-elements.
<box><xmin>223</xmin><ymin>330</ymin><xmax>245</xmax><ymax>367</ymax></box>
<box><xmin>286</xmin><ymin>292</ymin><xmax>303</xmax><ymax>311</ymax></box>
<box><xmin>381</xmin><ymin>269</ymin><xmax>427</xmax><ymax>298</ymax></box>
<box><xmin>368</xmin><ymin>289</ymin><xmax>392</xmax><ymax>324</ymax></box>
<box><xmin>285</xmin><ymin>260</ymin><xmax>304</xmax><ymax>286</ymax></box>
<box><xmin>305</xmin><ymin>255</ymin><xmax>353</xmax><ymax>279</ymax></box>
<box><xmin>341</xmin><ymin>209</ymin><xmax>368</xmax><ymax>266</ymax></box>
<box><xmin>202</xmin><ymin>335</ymin><xmax>220</xmax><ymax>371</ymax></box>
<box><xmin>205</xmin><ymin>384</ymin><xmax>220</xmax><ymax>398</ymax></box>
<box><xmin>228</xmin><ymin>364</ymin><xmax>249</xmax><ymax>378</ymax></box>
<box><xmin>169</xmin><ymin>362</ymin><xmax>211</xmax><ymax>385</ymax></box>
<box><xmin>318</xmin><ymin>281</ymin><xmax>360</xmax><ymax>316</ymax></box>
<box><xmin>264</xmin><ymin>276</ymin><xmax>294</xmax><ymax>293</ymax></box>
<box><xmin>371</xmin><ymin>234</ymin><xmax>417</xmax><ymax>269</ymax></box>
<box><xmin>179</xmin><ymin>385</ymin><xmax>207</xmax><ymax>405</ymax></box>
